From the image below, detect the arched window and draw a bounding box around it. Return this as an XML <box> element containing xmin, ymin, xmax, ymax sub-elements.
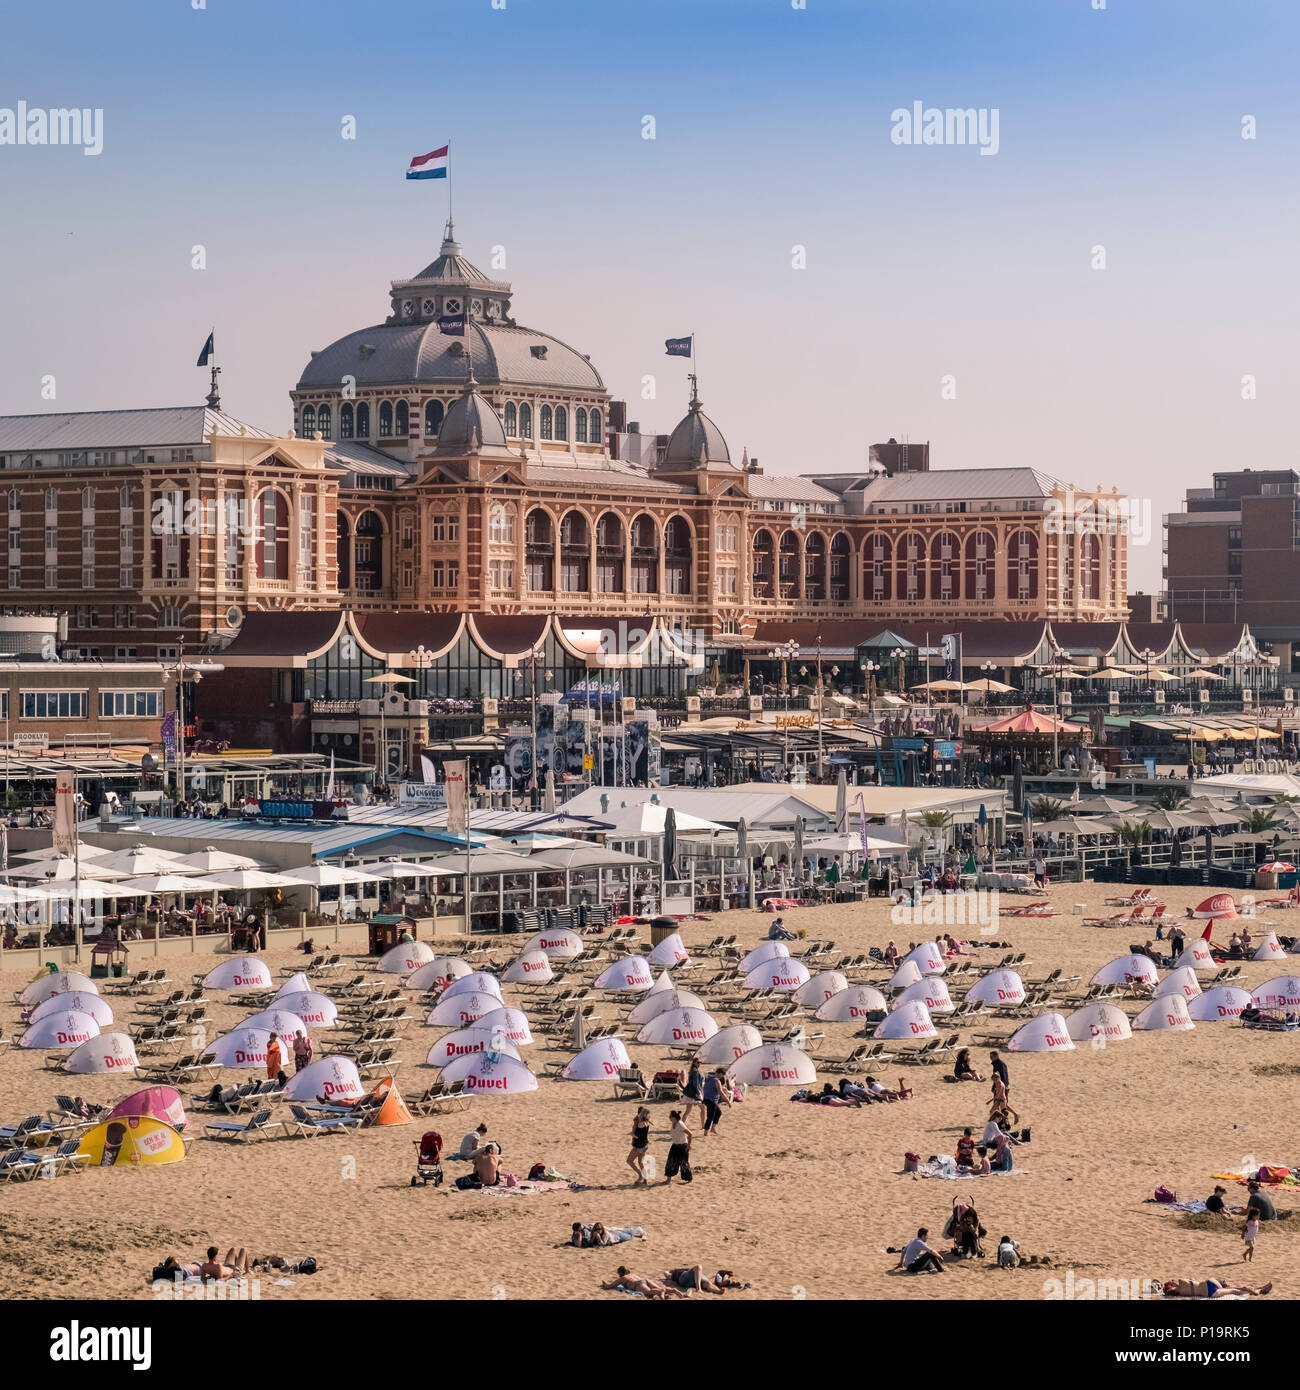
<box><xmin>488</xmin><ymin>503</ymin><xmax>515</xmax><ymax>545</ymax></box>
<box><xmin>255</xmin><ymin>490</ymin><xmax>290</xmax><ymax>580</ymax></box>
<box><xmin>630</xmin><ymin>513</ymin><xmax>660</xmax><ymax>595</ymax></box>
<box><xmin>590</xmin><ymin>408</ymin><xmax>602</xmax><ymax>443</ymax></box>
<box><xmin>897</xmin><ymin>531</ymin><xmax>926</xmax><ymax>601</ymax></box>
<box><xmin>752</xmin><ymin>529</ymin><xmax>775</xmax><ymax>598</ymax></box>
<box><xmin>504</xmin><ymin>402</ymin><xmax>517</xmax><ymax>437</ymax></box>
<box><xmin>595</xmin><ymin>512</ymin><xmax>624</xmax><ymax>592</ymax></box>
<box><xmin>395</xmin><ymin>401</ymin><xmax>408</xmax><ymax>436</ymax></box>
<box><xmin>355</xmin><ymin>403</ymin><xmax>370</xmax><ymax>437</ymax></box>
<box><xmin>518</xmin><ymin>403</ymin><xmax>533</xmax><ymax>438</ymax></box>
<box><xmin>559</xmin><ymin>511</ymin><xmax>590</xmax><ymax>591</ymax></box>
<box><xmin>575</xmin><ymin>407</ymin><xmax>588</xmax><ymax>443</ymax></box>
<box><xmin>524</xmin><ymin>508</ymin><xmax>554</xmax><ymax>591</ymax></box>
<box><xmin>540</xmin><ymin>405</ymin><xmax>553</xmax><ymax>440</ymax></box>
<box><xmin>317</xmin><ymin>405</ymin><xmax>331</xmax><ymax>438</ymax></box>
<box><xmin>830</xmin><ymin>533</ymin><xmax>851</xmax><ymax>600</ymax></box>
<box><xmin>555</xmin><ymin>406</ymin><xmax>568</xmax><ymax>441</ymax></box>
<box><xmin>378</xmin><ymin>401</ymin><xmax>393</xmax><ymax>437</ymax></box>
<box><xmin>930</xmin><ymin>530</ymin><xmax>961</xmax><ymax>602</ymax></box>
<box><xmin>778</xmin><ymin>529</ymin><xmax>801</xmax><ymax>599</ymax></box>
<box><xmin>864</xmin><ymin>533</ymin><xmax>893</xmax><ymax>602</ymax></box>
<box><xmin>301</xmin><ymin>405</ymin><xmax>316</xmax><ymax>436</ymax></box>
<box><xmin>339</xmin><ymin>403</ymin><xmax>354</xmax><ymax>439</ymax></box>
<box><xmin>964</xmin><ymin>529</ymin><xmax>995</xmax><ymax>602</ymax></box>
<box><xmin>81</xmin><ymin>485</ymin><xmax>94</xmax><ymax>508</ymax></box>
<box><xmin>1007</xmin><ymin>530</ymin><xmax>1039</xmax><ymax>601</ymax></box>
<box><xmin>158</xmin><ymin>604</ymin><xmax>181</xmax><ymax>628</ymax></box>
<box><xmin>425</xmin><ymin>400</ymin><xmax>444</xmax><ymax>437</ymax></box>
<box><xmin>664</xmin><ymin>515</ymin><xmax>693</xmax><ymax>595</ymax></box>
<box><xmin>803</xmin><ymin>532</ymin><xmax>827</xmax><ymax>601</ymax></box>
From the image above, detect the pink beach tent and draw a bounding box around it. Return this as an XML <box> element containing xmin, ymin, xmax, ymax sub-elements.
<box><xmin>108</xmin><ymin>1085</ymin><xmax>186</xmax><ymax>1129</ymax></box>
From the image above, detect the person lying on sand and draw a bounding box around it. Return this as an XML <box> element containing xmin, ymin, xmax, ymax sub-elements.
<box><xmin>199</xmin><ymin>1247</ymin><xmax>252</xmax><ymax>1281</ymax></box>
<box><xmin>663</xmin><ymin>1265</ymin><xmax>728</xmax><ymax>1294</ymax></box>
<box><xmin>600</xmin><ymin>1267</ymin><xmax>684</xmax><ymax>1300</ymax></box>
<box><xmin>1162</xmin><ymin>1277</ymin><xmax>1271</xmax><ymax>1299</ymax></box>
<box><xmin>151</xmin><ymin>1256</ymin><xmax>202</xmax><ymax>1283</ymax></box>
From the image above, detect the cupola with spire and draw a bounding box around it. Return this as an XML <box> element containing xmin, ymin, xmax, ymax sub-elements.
<box><xmin>432</xmin><ymin>366</ymin><xmax>514</xmax><ymax>460</ymax></box>
<box><xmin>661</xmin><ymin>375</ymin><xmax>733</xmax><ymax>470</ymax></box>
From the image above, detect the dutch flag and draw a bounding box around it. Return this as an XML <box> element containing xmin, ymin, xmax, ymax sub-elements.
<box><xmin>407</xmin><ymin>145</ymin><xmax>449</xmax><ymax>180</ymax></box>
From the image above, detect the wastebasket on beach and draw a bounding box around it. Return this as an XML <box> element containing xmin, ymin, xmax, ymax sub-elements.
<box><xmin>649</xmin><ymin>915</ymin><xmax>676</xmax><ymax>948</ymax></box>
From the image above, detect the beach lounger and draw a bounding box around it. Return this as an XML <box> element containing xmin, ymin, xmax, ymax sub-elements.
<box><xmin>897</xmin><ymin>1037</ymin><xmax>943</xmax><ymax>1065</ymax></box>
<box><xmin>812</xmin><ymin>1042</ymin><xmax>868</xmax><ymax>1073</ymax></box>
<box><xmin>285</xmin><ymin>1104</ymin><xmax>360</xmax><ymax>1136</ymax></box>
<box><xmin>645</xmin><ymin>1075</ymin><xmax>683</xmax><ymax>1103</ymax></box>
<box><xmin>613</xmin><ymin>1067</ymin><xmax>647</xmax><ymax>1101</ymax></box>
<box><xmin>203</xmin><ymin>1108</ymin><xmax>283</xmax><ymax>1143</ymax></box>
<box><xmin>0</xmin><ymin>1149</ymin><xmax>40</xmax><ymax>1182</ymax></box>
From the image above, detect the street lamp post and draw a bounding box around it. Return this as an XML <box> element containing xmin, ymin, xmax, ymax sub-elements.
<box><xmin>860</xmin><ymin>660</ymin><xmax>879</xmax><ymax>718</ymax></box>
<box><xmin>770</xmin><ymin>640</ymin><xmax>798</xmax><ymax>772</ymax></box>
<box><xmin>161</xmin><ymin>648</ymin><xmax>206</xmax><ymax>808</ymax></box>
<box><xmin>1049</xmin><ymin>643</ymin><xmax>1066</xmax><ymax>771</ymax></box>
<box><xmin>891</xmin><ymin>646</ymin><xmax>907</xmax><ymax>697</ymax></box>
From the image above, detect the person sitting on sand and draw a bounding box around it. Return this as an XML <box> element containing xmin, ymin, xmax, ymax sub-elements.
<box><xmin>897</xmin><ymin>1227</ymin><xmax>945</xmax><ymax>1274</ymax></box>
<box><xmin>883</xmin><ymin>940</ymin><xmax>899</xmax><ymax>968</ymax></box>
<box><xmin>599</xmin><ymin>1267</ymin><xmax>683</xmax><ymax>1300</ymax></box>
<box><xmin>954</xmin><ymin>1049</ymin><xmax>983</xmax><ymax>1083</ymax></box>
<box><xmin>1245</xmin><ymin>1181</ymin><xmax>1277</xmax><ymax>1222</ymax></box>
<box><xmin>972</xmin><ymin>1147</ymin><xmax>992</xmax><ymax>1176</ymax></box>
<box><xmin>1204</xmin><ymin>1185</ymin><xmax>1231</xmax><ymax>1218</ymax></box>
<box><xmin>956</xmin><ymin>1128</ymin><xmax>976</xmax><ymax>1168</ymax></box>
<box><xmin>1162</xmin><ymin>1277</ymin><xmax>1272</xmax><ymax>1299</ymax></box>
<box><xmin>471</xmin><ymin>1143</ymin><xmax>502</xmax><ymax>1188</ymax></box>
<box><xmin>459</xmin><ymin>1123</ymin><xmax>489</xmax><ymax>1159</ymax></box>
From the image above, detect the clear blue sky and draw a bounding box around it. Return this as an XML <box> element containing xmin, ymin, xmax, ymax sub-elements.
<box><xmin>2</xmin><ymin>0</ymin><xmax>1296</xmax><ymax>590</ymax></box>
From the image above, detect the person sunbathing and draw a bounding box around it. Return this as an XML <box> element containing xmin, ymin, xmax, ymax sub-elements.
<box><xmin>471</xmin><ymin>1144</ymin><xmax>502</xmax><ymax>1187</ymax></box>
<box><xmin>663</xmin><ymin>1264</ymin><xmax>727</xmax><ymax>1294</ymax></box>
<box><xmin>151</xmin><ymin>1255</ymin><xmax>202</xmax><ymax>1283</ymax></box>
<box><xmin>199</xmin><ymin>1246</ymin><xmax>251</xmax><ymax>1281</ymax></box>
<box><xmin>1162</xmin><ymin>1277</ymin><xmax>1272</xmax><ymax>1299</ymax></box>
<box><xmin>600</xmin><ymin>1267</ymin><xmax>683</xmax><ymax>1300</ymax></box>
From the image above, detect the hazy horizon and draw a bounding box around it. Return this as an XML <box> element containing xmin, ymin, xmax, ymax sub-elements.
<box><xmin>2</xmin><ymin>0</ymin><xmax>1297</xmax><ymax>593</ymax></box>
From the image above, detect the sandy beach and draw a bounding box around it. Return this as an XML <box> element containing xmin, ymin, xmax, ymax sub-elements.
<box><xmin>2</xmin><ymin>881</ymin><xmax>1295</xmax><ymax>1303</ymax></box>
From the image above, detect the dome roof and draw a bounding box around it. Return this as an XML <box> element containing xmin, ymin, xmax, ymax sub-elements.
<box><xmin>297</xmin><ymin>320</ymin><xmax>604</xmax><ymax>393</ymax></box>
<box><xmin>433</xmin><ymin>376</ymin><xmax>515</xmax><ymax>459</ymax></box>
<box><xmin>664</xmin><ymin>385</ymin><xmax>731</xmax><ymax>469</ymax></box>
<box><xmin>296</xmin><ymin>227</ymin><xmax>605</xmax><ymax>395</ymax></box>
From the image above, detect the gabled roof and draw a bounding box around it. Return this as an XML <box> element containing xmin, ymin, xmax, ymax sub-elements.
<box><xmin>0</xmin><ymin>406</ymin><xmax>273</xmax><ymax>452</ymax></box>
<box><xmin>861</xmin><ymin>467</ymin><xmax>1064</xmax><ymax>503</ymax></box>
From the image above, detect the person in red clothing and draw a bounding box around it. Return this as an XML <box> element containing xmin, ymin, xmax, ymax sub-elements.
<box><xmin>956</xmin><ymin>1128</ymin><xmax>976</xmax><ymax>1168</ymax></box>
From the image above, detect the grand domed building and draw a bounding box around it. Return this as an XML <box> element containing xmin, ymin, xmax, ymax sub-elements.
<box><xmin>0</xmin><ymin>221</ymin><xmax>1144</xmax><ymax>754</ymax></box>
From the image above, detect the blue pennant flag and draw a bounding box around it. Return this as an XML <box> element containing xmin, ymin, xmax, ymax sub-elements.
<box><xmin>665</xmin><ymin>336</ymin><xmax>692</xmax><ymax>358</ymax></box>
<box><xmin>196</xmin><ymin>332</ymin><xmax>214</xmax><ymax>367</ymax></box>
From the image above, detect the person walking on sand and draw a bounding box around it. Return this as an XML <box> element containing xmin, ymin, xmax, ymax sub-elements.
<box><xmin>292</xmin><ymin>1030</ymin><xmax>312</xmax><ymax>1073</ymax></box>
<box><xmin>701</xmin><ymin>1067</ymin><xmax>729</xmax><ymax>1136</ymax></box>
<box><xmin>681</xmin><ymin>1059</ymin><xmax>705</xmax><ymax>1125</ymax></box>
<box><xmin>663</xmin><ymin>1109</ymin><xmax>693</xmax><ymax>1184</ymax></box>
<box><xmin>989</xmin><ymin>1073</ymin><xmax>1019</xmax><ymax>1127</ymax></box>
<box><xmin>265</xmin><ymin>1034</ymin><xmax>282</xmax><ymax>1081</ymax></box>
<box><xmin>627</xmin><ymin>1106</ymin><xmax>651</xmax><ymax>1185</ymax></box>
<box><xmin>1243</xmin><ymin>1213</ymin><xmax>1259</xmax><ymax>1263</ymax></box>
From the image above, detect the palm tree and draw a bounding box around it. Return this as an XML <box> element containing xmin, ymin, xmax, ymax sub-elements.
<box><xmin>1116</xmin><ymin>819</ymin><xmax>1151</xmax><ymax>870</ymax></box>
<box><xmin>1152</xmin><ymin>787</ymin><xmax>1188</xmax><ymax>811</ymax></box>
<box><xmin>1247</xmin><ymin>808</ymin><xmax>1278</xmax><ymax>835</ymax></box>
<box><xmin>919</xmin><ymin>810</ymin><xmax>952</xmax><ymax>859</ymax></box>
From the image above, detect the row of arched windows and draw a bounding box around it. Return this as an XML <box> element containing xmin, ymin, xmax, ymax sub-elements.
<box><xmin>520</xmin><ymin>507</ymin><xmax>691</xmax><ymax>595</ymax></box>
<box><xmin>301</xmin><ymin>399</ymin><xmax>603</xmax><ymax>446</ymax></box>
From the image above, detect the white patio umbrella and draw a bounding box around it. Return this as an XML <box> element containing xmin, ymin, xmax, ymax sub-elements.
<box><xmin>13</xmin><ymin>842</ymin><xmax>109</xmax><ymax>862</ymax></box>
<box><xmin>92</xmin><ymin>845</ymin><xmax>192</xmax><ymax>876</ymax></box>
<box><xmin>12</xmin><ymin>857</ymin><xmax>132</xmax><ymax>882</ymax></box>
<box><xmin>115</xmin><ymin>874</ymin><xmax>224</xmax><ymax>896</ymax></box>
<box><xmin>358</xmin><ymin>859</ymin><xmax>441</xmax><ymax>881</ymax></box>
<box><xmin>202</xmin><ymin>868</ymin><xmax>299</xmax><ymax>891</ymax></box>
<box><xmin>279</xmin><ymin>864</ymin><xmax>377</xmax><ymax>887</ymax></box>
<box><xmin>174</xmin><ymin>847</ymin><xmax>270</xmax><ymax>873</ymax></box>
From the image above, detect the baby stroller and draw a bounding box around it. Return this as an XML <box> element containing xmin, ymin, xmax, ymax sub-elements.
<box><xmin>411</xmin><ymin>1131</ymin><xmax>444</xmax><ymax>1187</ymax></box>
